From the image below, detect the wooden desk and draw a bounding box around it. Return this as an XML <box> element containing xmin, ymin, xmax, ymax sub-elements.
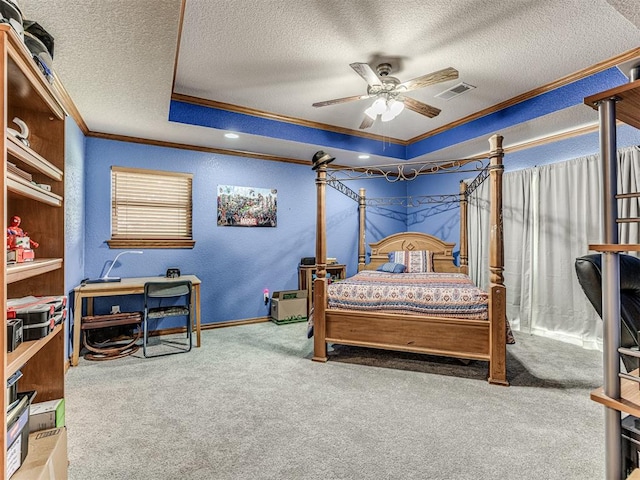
<box><xmin>72</xmin><ymin>275</ymin><xmax>201</xmax><ymax>366</ymax></box>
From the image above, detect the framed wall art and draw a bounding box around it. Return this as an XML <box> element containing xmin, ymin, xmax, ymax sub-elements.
<box><xmin>217</xmin><ymin>185</ymin><xmax>277</xmax><ymax>227</ymax></box>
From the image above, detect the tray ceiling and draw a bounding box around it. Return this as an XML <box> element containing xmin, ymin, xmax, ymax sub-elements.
<box><xmin>18</xmin><ymin>0</ymin><xmax>640</xmax><ymax>167</ymax></box>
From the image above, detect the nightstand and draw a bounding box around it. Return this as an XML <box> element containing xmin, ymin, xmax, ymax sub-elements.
<box><xmin>298</xmin><ymin>264</ymin><xmax>346</xmax><ymax>316</ymax></box>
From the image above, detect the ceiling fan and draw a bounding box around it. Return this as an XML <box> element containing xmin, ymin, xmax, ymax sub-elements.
<box><xmin>312</xmin><ymin>62</ymin><xmax>458</xmax><ymax>129</ymax></box>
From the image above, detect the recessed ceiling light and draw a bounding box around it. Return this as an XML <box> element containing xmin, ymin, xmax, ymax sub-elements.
<box><xmin>358</xmin><ymin>154</ymin><xmax>370</xmax><ymax>159</ymax></box>
<box><xmin>224</xmin><ymin>133</ymin><xmax>239</xmax><ymax>139</ymax></box>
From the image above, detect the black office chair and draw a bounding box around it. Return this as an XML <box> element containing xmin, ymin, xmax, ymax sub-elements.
<box><xmin>575</xmin><ymin>254</ymin><xmax>640</xmax><ymax>372</ymax></box>
<box><xmin>143</xmin><ymin>280</ymin><xmax>193</xmax><ymax>358</ymax></box>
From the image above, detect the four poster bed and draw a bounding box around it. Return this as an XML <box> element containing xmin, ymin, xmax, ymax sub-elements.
<box><xmin>311</xmin><ymin>134</ymin><xmax>508</xmax><ymax>385</ymax></box>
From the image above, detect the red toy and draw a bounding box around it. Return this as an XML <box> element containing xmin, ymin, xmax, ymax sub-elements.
<box><xmin>7</xmin><ymin>215</ymin><xmax>39</xmax><ymax>249</ymax></box>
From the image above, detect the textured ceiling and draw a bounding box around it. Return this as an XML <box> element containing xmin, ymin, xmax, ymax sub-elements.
<box><xmin>17</xmin><ymin>0</ymin><xmax>640</xmax><ymax>167</ymax></box>
<box><xmin>606</xmin><ymin>0</ymin><xmax>640</xmax><ymax>28</ymax></box>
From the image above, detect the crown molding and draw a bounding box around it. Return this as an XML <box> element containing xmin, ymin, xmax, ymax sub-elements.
<box><xmin>408</xmin><ymin>47</ymin><xmax>640</xmax><ymax>144</ymax></box>
<box><xmin>170</xmin><ymin>93</ymin><xmax>408</xmax><ymax>145</ymax></box>
<box><xmin>86</xmin><ymin>131</ymin><xmax>315</xmax><ymax>165</ymax></box>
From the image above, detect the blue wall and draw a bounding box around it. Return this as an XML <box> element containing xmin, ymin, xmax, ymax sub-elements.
<box><xmin>83</xmin><ymin>126</ymin><xmax>640</xmax><ymax>327</ymax></box>
<box><xmin>406</xmin><ymin>169</ymin><xmax>465</xmax><ymax>251</ymax></box>
<box><xmin>406</xmin><ymin>68</ymin><xmax>628</xmax><ymax>158</ymax></box>
<box><xmin>74</xmin><ymin>112</ymin><xmax>640</xmax><ymax>337</ymax></box>
<box><xmin>82</xmin><ymin>138</ymin><xmax>405</xmax><ymax>326</ymax></box>
<box><xmin>64</xmin><ymin>119</ymin><xmax>86</xmax><ymax>356</ymax></box>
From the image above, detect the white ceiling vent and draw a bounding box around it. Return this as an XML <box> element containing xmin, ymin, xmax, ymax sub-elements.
<box><xmin>435</xmin><ymin>82</ymin><xmax>476</xmax><ymax>101</ymax></box>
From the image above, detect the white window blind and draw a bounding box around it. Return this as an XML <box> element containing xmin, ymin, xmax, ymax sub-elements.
<box><xmin>110</xmin><ymin>166</ymin><xmax>194</xmax><ymax>248</ymax></box>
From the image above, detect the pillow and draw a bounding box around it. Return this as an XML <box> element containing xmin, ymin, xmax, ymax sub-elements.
<box><xmin>388</xmin><ymin>250</ymin><xmax>433</xmax><ymax>273</ymax></box>
<box><xmin>376</xmin><ymin>262</ymin><xmax>406</xmax><ymax>273</ymax></box>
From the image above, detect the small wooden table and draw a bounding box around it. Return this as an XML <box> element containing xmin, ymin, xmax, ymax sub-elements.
<box><xmin>72</xmin><ymin>275</ymin><xmax>201</xmax><ymax>366</ymax></box>
<box><xmin>298</xmin><ymin>264</ymin><xmax>346</xmax><ymax>316</ymax></box>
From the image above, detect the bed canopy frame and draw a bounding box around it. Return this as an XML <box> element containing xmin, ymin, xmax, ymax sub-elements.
<box><xmin>312</xmin><ymin>134</ymin><xmax>507</xmax><ymax>385</ymax></box>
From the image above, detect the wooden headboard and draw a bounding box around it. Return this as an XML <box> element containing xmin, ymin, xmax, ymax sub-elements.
<box><xmin>364</xmin><ymin>232</ymin><xmax>460</xmax><ymax>273</ymax></box>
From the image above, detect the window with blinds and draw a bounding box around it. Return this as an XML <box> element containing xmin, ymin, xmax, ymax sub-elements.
<box><xmin>108</xmin><ymin>166</ymin><xmax>195</xmax><ymax>249</ymax></box>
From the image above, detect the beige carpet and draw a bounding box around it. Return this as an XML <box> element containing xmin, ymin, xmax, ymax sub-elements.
<box><xmin>64</xmin><ymin>322</ymin><xmax>605</xmax><ymax>480</ymax></box>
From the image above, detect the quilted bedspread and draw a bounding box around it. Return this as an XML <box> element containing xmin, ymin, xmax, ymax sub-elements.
<box><xmin>327</xmin><ymin>270</ymin><xmax>489</xmax><ymax>320</ymax></box>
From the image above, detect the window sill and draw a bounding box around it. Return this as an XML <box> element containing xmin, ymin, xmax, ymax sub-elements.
<box><xmin>107</xmin><ymin>239</ymin><xmax>195</xmax><ymax>249</ymax></box>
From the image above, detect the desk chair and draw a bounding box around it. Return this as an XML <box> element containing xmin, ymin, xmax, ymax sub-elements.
<box><xmin>143</xmin><ymin>280</ymin><xmax>193</xmax><ymax>358</ymax></box>
<box><xmin>575</xmin><ymin>253</ymin><xmax>640</xmax><ymax>372</ymax></box>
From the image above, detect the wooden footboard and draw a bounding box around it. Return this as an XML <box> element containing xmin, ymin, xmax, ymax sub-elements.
<box><xmin>325</xmin><ymin>309</ymin><xmax>491</xmax><ymax>360</ymax></box>
<box><xmin>314</xmin><ymin>306</ymin><xmax>508</xmax><ymax>384</ymax></box>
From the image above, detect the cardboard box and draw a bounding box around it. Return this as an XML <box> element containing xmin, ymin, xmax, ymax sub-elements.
<box><xmin>270</xmin><ymin>290</ymin><xmax>307</xmax><ymax>324</ymax></box>
<box><xmin>12</xmin><ymin>427</ymin><xmax>67</xmax><ymax>480</ymax></box>
<box><xmin>29</xmin><ymin>399</ymin><xmax>65</xmax><ymax>433</ymax></box>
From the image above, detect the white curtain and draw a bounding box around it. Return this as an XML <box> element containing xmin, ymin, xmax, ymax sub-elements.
<box><xmin>467</xmin><ymin>178</ymin><xmax>489</xmax><ymax>290</ymax></box>
<box><xmin>618</xmin><ymin>148</ymin><xmax>640</xmax><ymax>245</ymax></box>
<box><xmin>468</xmin><ymin>145</ymin><xmax>640</xmax><ymax>350</ymax></box>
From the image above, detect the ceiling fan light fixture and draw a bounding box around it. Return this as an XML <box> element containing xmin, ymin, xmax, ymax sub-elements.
<box><xmin>381</xmin><ymin>109</ymin><xmax>396</xmax><ymax>122</ymax></box>
<box><xmin>371</xmin><ymin>97</ymin><xmax>387</xmax><ymax>115</ymax></box>
<box><xmin>364</xmin><ymin>106</ymin><xmax>377</xmax><ymax>119</ymax></box>
<box><xmin>388</xmin><ymin>98</ymin><xmax>405</xmax><ymax>116</ymax></box>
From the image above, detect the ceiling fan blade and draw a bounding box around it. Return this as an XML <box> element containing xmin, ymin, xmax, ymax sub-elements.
<box><xmin>312</xmin><ymin>94</ymin><xmax>372</xmax><ymax>108</ymax></box>
<box><xmin>397</xmin><ymin>67</ymin><xmax>459</xmax><ymax>92</ymax></box>
<box><xmin>359</xmin><ymin>114</ymin><xmax>375</xmax><ymax>130</ymax></box>
<box><xmin>350</xmin><ymin>62</ymin><xmax>381</xmax><ymax>86</ymax></box>
<box><xmin>402</xmin><ymin>97</ymin><xmax>441</xmax><ymax>118</ymax></box>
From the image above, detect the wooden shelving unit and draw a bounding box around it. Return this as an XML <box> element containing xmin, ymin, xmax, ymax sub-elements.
<box><xmin>585</xmin><ymin>76</ymin><xmax>640</xmax><ymax>479</ymax></box>
<box><xmin>591</xmin><ymin>369</ymin><xmax>640</xmax><ymax>419</ymax></box>
<box><xmin>7</xmin><ymin>135</ymin><xmax>63</xmax><ymax>181</ymax></box>
<box><xmin>628</xmin><ymin>469</ymin><xmax>640</xmax><ymax>480</ymax></box>
<box><xmin>584</xmin><ymin>80</ymin><xmax>640</xmax><ymax>129</ymax></box>
<box><xmin>1</xmin><ymin>24</ymin><xmax>67</xmax><ymax>476</ymax></box>
<box><xmin>7</xmin><ymin>172</ymin><xmax>63</xmax><ymax>206</ymax></box>
<box><xmin>7</xmin><ymin>258</ymin><xmax>64</xmax><ymax>284</ymax></box>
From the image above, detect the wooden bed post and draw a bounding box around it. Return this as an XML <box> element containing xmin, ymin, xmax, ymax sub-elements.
<box><xmin>459</xmin><ymin>181</ymin><xmax>468</xmax><ymax>275</ymax></box>
<box><xmin>487</xmin><ymin>134</ymin><xmax>508</xmax><ymax>385</ymax></box>
<box><xmin>313</xmin><ymin>160</ymin><xmax>329</xmax><ymax>362</ymax></box>
<box><xmin>358</xmin><ymin>188</ymin><xmax>366</xmax><ymax>272</ymax></box>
